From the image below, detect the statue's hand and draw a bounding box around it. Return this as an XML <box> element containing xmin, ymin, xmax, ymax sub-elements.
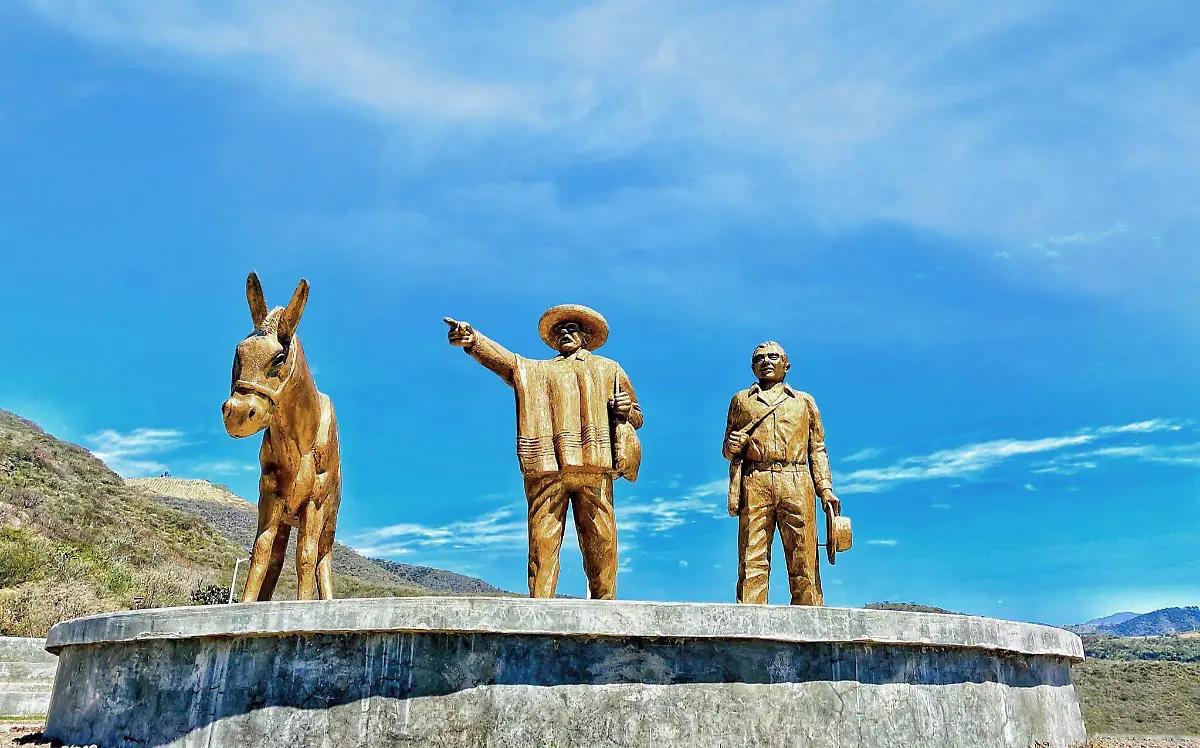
<box><xmin>444</xmin><ymin>317</ymin><xmax>475</xmax><ymax>348</ymax></box>
<box><xmin>611</xmin><ymin>391</ymin><xmax>633</xmax><ymax>419</ymax></box>
<box><xmin>725</xmin><ymin>431</ymin><xmax>749</xmax><ymax>455</ymax></box>
<box><xmin>820</xmin><ymin>490</ymin><xmax>841</xmax><ymax>516</ymax></box>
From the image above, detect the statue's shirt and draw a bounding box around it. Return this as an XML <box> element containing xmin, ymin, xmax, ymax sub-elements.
<box><xmin>724</xmin><ymin>383</ymin><xmax>834</xmax><ymax>493</ymax></box>
<box><xmin>466</xmin><ymin>335</ymin><xmax>642</xmax><ymax>476</ymax></box>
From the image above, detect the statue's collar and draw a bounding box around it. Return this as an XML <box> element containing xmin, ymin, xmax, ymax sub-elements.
<box><xmin>749</xmin><ymin>382</ymin><xmax>797</xmax><ymax>403</ymax></box>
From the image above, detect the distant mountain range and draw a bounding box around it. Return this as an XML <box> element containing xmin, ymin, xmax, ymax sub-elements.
<box><xmin>1070</xmin><ymin>612</ymin><xmax>1140</xmax><ymax>634</ymax></box>
<box><xmin>368</xmin><ymin>558</ymin><xmax>507</xmax><ymax>596</ymax></box>
<box><xmin>861</xmin><ymin>602</ymin><xmax>1200</xmax><ymax>639</ymax></box>
<box><xmin>1071</xmin><ymin>608</ymin><xmax>1200</xmax><ymax>637</ymax></box>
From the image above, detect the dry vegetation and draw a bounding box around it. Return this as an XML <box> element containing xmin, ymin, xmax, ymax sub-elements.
<box><xmin>1083</xmin><ymin>634</ymin><xmax>1200</xmax><ymax>662</ymax></box>
<box><xmin>1074</xmin><ymin>660</ymin><xmax>1200</xmax><ymax>738</ymax></box>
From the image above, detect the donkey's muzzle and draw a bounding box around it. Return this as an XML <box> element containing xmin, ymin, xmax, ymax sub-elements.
<box><xmin>222</xmin><ymin>392</ymin><xmax>271</xmax><ymax>438</ymax></box>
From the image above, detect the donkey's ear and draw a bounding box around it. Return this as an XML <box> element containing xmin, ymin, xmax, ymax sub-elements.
<box><xmin>246</xmin><ymin>272</ymin><xmax>269</xmax><ymax>328</ymax></box>
<box><xmin>280</xmin><ymin>278</ymin><xmax>310</xmax><ymax>337</ymax></box>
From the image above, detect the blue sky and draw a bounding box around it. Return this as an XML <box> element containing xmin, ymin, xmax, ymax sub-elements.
<box><xmin>2</xmin><ymin>1</ymin><xmax>1199</xmax><ymax>625</ymax></box>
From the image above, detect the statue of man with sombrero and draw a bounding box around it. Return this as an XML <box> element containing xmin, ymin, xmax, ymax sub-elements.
<box><xmin>445</xmin><ymin>305</ymin><xmax>642</xmax><ymax>600</ymax></box>
<box><xmin>723</xmin><ymin>340</ymin><xmax>849</xmax><ymax>606</ymax></box>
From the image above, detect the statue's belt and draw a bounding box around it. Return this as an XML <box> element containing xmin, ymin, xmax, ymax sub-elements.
<box><xmin>744</xmin><ymin>459</ymin><xmax>807</xmax><ymax>472</ymax></box>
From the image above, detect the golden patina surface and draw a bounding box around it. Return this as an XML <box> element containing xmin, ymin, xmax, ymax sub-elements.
<box><xmin>446</xmin><ymin>305</ymin><xmax>642</xmax><ymax>600</ymax></box>
<box><xmin>723</xmin><ymin>341</ymin><xmax>849</xmax><ymax>606</ymax></box>
<box><xmin>222</xmin><ymin>273</ymin><xmax>342</xmax><ymax>602</ymax></box>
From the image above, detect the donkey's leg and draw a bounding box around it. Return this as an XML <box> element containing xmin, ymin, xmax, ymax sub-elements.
<box><xmin>241</xmin><ymin>458</ymin><xmax>281</xmax><ymax>603</ymax></box>
<box><xmin>241</xmin><ymin>499</ymin><xmax>284</xmax><ymax>603</ymax></box>
<box><xmin>259</xmin><ymin>524</ymin><xmax>292</xmax><ymax>601</ymax></box>
<box><xmin>296</xmin><ymin>501</ymin><xmax>325</xmax><ymax>601</ymax></box>
<box><xmin>241</xmin><ymin>526</ymin><xmax>280</xmax><ymax>602</ymax></box>
<box><xmin>316</xmin><ymin>520</ymin><xmax>336</xmax><ymax>600</ymax></box>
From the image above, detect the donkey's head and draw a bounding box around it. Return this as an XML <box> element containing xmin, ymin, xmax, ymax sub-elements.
<box><xmin>222</xmin><ymin>272</ymin><xmax>309</xmax><ymax>438</ymax></box>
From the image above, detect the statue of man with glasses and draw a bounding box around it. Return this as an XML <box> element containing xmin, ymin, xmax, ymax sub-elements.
<box><xmin>724</xmin><ymin>341</ymin><xmax>841</xmax><ymax>606</ymax></box>
<box><xmin>445</xmin><ymin>305</ymin><xmax>643</xmax><ymax>600</ymax></box>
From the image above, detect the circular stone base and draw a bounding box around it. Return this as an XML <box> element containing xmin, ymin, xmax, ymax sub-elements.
<box><xmin>44</xmin><ymin>598</ymin><xmax>1086</xmax><ymax>748</ymax></box>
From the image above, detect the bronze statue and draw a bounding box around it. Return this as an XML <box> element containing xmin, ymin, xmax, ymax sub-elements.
<box><xmin>723</xmin><ymin>341</ymin><xmax>848</xmax><ymax>605</ymax></box>
<box><xmin>222</xmin><ymin>273</ymin><xmax>342</xmax><ymax>602</ymax></box>
<box><xmin>445</xmin><ymin>305</ymin><xmax>642</xmax><ymax>599</ymax></box>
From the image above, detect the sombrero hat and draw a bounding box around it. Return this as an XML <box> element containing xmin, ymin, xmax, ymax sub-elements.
<box><xmin>538</xmin><ymin>304</ymin><xmax>609</xmax><ymax>350</ymax></box>
<box><xmin>822</xmin><ymin>509</ymin><xmax>853</xmax><ymax>565</ymax></box>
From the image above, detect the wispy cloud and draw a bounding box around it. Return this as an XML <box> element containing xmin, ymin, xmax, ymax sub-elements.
<box><xmin>21</xmin><ymin>0</ymin><xmax>531</xmax><ymax>124</ymax></box>
<box><xmin>843</xmin><ymin>447</ymin><xmax>883</xmax><ymax>463</ymax></box>
<box><xmin>86</xmin><ymin>427</ymin><xmax>186</xmax><ymax>477</ymax></box>
<box><xmin>868</xmin><ymin>539</ymin><xmax>899</xmax><ymax>547</ymax></box>
<box><xmin>617</xmin><ymin>479</ymin><xmax>726</xmax><ymax>534</ymax></box>
<box><xmin>21</xmin><ymin>0</ymin><xmax>1200</xmax><ymax>271</ymax></box>
<box><xmin>348</xmin><ymin>506</ymin><xmax>527</xmax><ymax>558</ymax></box>
<box><xmin>1038</xmin><ymin>440</ymin><xmax>1200</xmax><ymax>474</ymax></box>
<box><xmin>839</xmin><ymin>419</ymin><xmax>1186</xmax><ymax>494</ymax></box>
<box><xmin>352</xmin><ymin>477</ymin><xmax>729</xmax><ymax>563</ymax></box>
<box><xmin>1097</xmin><ymin>419</ymin><xmax>1184</xmax><ymax>435</ymax></box>
<box><xmin>839</xmin><ymin>435</ymin><xmax>1091</xmax><ymax>494</ymax></box>
<box><xmin>188</xmin><ymin>460</ymin><xmax>257</xmax><ymax>477</ymax></box>
<box><xmin>1041</xmin><ymin>223</ymin><xmax>1129</xmax><ymax>247</ymax></box>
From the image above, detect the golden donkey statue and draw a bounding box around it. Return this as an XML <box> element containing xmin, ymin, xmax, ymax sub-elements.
<box><xmin>221</xmin><ymin>272</ymin><xmax>342</xmax><ymax>601</ymax></box>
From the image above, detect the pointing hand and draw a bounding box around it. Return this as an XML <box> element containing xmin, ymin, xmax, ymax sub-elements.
<box><xmin>444</xmin><ymin>317</ymin><xmax>475</xmax><ymax>348</ymax></box>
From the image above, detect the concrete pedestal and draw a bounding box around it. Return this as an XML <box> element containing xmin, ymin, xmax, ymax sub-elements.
<box><xmin>0</xmin><ymin>637</ymin><xmax>57</xmax><ymax>718</ymax></box>
<box><xmin>44</xmin><ymin>598</ymin><xmax>1086</xmax><ymax>747</ymax></box>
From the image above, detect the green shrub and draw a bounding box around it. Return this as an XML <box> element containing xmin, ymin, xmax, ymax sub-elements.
<box><xmin>1083</xmin><ymin>633</ymin><xmax>1200</xmax><ymax>663</ymax></box>
<box><xmin>191</xmin><ymin>584</ymin><xmax>230</xmax><ymax>606</ymax></box>
<box><xmin>0</xmin><ymin>526</ymin><xmax>50</xmax><ymax>587</ymax></box>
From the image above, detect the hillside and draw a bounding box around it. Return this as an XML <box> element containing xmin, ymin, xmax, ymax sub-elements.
<box><xmin>0</xmin><ymin>410</ymin><xmax>247</xmax><ymax>636</ymax></box>
<box><xmin>1083</xmin><ymin>634</ymin><xmax>1200</xmax><ymax>663</ymax></box>
<box><xmin>1101</xmin><ymin>607</ymin><xmax>1200</xmax><ymax>637</ymax></box>
<box><xmin>1074</xmin><ymin>660</ymin><xmax>1200</xmax><ymax>736</ymax></box>
<box><xmin>368</xmin><ymin>558</ymin><xmax>507</xmax><ymax>595</ymax></box>
<box><xmin>133</xmin><ymin>477</ymin><xmax>509</xmax><ymax>595</ymax></box>
<box><xmin>0</xmin><ymin>409</ymin><xmax>434</xmax><ymax>638</ymax></box>
<box><xmin>863</xmin><ymin>601</ymin><xmax>960</xmax><ymax>615</ymax></box>
<box><xmin>127</xmin><ymin>477</ymin><xmax>249</xmax><ymax>507</ymax></box>
<box><xmin>1071</xmin><ymin>612</ymin><xmax>1140</xmax><ymax>634</ymax></box>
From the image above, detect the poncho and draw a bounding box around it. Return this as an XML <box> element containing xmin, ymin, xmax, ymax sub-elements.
<box><xmin>512</xmin><ymin>353</ymin><xmax>625</xmax><ymax>475</ymax></box>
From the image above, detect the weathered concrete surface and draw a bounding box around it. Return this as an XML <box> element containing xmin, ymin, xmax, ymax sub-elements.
<box><xmin>46</xmin><ymin>597</ymin><xmax>1083</xmax><ymax>658</ymax></box>
<box><xmin>44</xmin><ymin>598</ymin><xmax>1088</xmax><ymax>748</ymax></box>
<box><xmin>0</xmin><ymin>637</ymin><xmax>56</xmax><ymax>718</ymax></box>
